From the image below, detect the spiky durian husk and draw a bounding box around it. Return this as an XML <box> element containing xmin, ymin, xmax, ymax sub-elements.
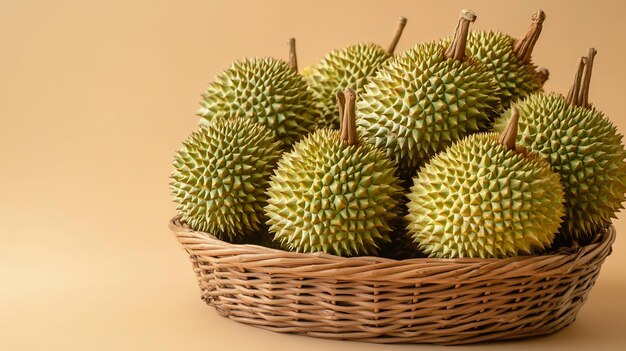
<box><xmin>463</xmin><ymin>31</ymin><xmax>543</xmax><ymax>108</ymax></box>
<box><xmin>198</xmin><ymin>58</ymin><xmax>318</xmax><ymax>145</ymax></box>
<box><xmin>406</xmin><ymin>133</ymin><xmax>565</xmax><ymax>258</ymax></box>
<box><xmin>171</xmin><ymin>117</ymin><xmax>283</xmax><ymax>241</ymax></box>
<box><xmin>308</xmin><ymin>44</ymin><xmax>392</xmax><ymax>129</ymax></box>
<box><xmin>357</xmin><ymin>41</ymin><xmax>502</xmax><ymax>176</ymax></box>
<box><xmin>301</xmin><ymin>65</ymin><xmax>315</xmax><ymax>80</ymax></box>
<box><xmin>493</xmin><ymin>93</ymin><xmax>626</xmax><ymax>240</ymax></box>
<box><xmin>265</xmin><ymin>129</ymin><xmax>404</xmax><ymax>256</ymax></box>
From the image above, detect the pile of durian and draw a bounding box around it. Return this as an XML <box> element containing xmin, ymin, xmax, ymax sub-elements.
<box><xmin>171</xmin><ymin>9</ymin><xmax>626</xmax><ymax>259</ymax></box>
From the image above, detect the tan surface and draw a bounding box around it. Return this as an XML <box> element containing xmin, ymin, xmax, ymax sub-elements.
<box><xmin>1</xmin><ymin>0</ymin><xmax>625</xmax><ymax>350</ymax></box>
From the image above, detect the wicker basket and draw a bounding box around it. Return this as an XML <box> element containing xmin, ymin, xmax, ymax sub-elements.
<box><xmin>170</xmin><ymin>217</ymin><xmax>615</xmax><ymax>345</ymax></box>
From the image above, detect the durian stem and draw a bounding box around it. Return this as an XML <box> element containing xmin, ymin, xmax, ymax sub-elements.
<box><xmin>512</xmin><ymin>10</ymin><xmax>546</xmax><ymax>63</ymax></box>
<box><xmin>444</xmin><ymin>9</ymin><xmax>477</xmax><ymax>61</ymax></box>
<box><xmin>499</xmin><ymin>107</ymin><xmax>520</xmax><ymax>150</ymax></box>
<box><xmin>387</xmin><ymin>16</ymin><xmax>408</xmax><ymax>55</ymax></box>
<box><xmin>336</xmin><ymin>91</ymin><xmax>346</xmax><ymax>128</ymax></box>
<box><xmin>578</xmin><ymin>48</ymin><xmax>597</xmax><ymax>108</ymax></box>
<box><xmin>340</xmin><ymin>89</ymin><xmax>358</xmax><ymax>146</ymax></box>
<box><xmin>566</xmin><ymin>56</ymin><xmax>587</xmax><ymax>106</ymax></box>
<box><xmin>536</xmin><ymin>67</ymin><xmax>550</xmax><ymax>86</ymax></box>
<box><xmin>288</xmin><ymin>38</ymin><xmax>298</xmax><ymax>72</ymax></box>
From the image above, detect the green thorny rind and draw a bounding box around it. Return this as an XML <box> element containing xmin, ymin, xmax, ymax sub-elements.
<box><xmin>357</xmin><ymin>40</ymin><xmax>502</xmax><ymax>176</ymax></box>
<box><xmin>406</xmin><ymin>132</ymin><xmax>565</xmax><ymax>258</ymax></box>
<box><xmin>265</xmin><ymin>129</ymin><xmax>404</xmax><ymax>257</ymax></box>
<box><xmin>493</xmin><ymin>93</ymin><xmax>626</xmax><ymax>241</ymax></box>
<box><xmin>171</xmin><ymin>117</ymin><xmax>283</xmax><ymax>241</ymax></box>
<box><xmin>306</xmin><ymin>43</ymin><xmax>392</xmax><ymax>129</ymax></box>
<box><xmin>463</xmin><ymin>31</ymin><xmax>544</xmax><ymax>108</ymax></box>
<box><xmin>198</xmin><ymin>57</ymin><xmax>318</xmax><ymax>145</ymax></box>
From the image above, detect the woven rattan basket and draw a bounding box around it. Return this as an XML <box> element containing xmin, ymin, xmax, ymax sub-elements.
<box><xmin>170</xmin><ymin>216</ymin><xmax>615</xmax><ymax>345</ymax></box>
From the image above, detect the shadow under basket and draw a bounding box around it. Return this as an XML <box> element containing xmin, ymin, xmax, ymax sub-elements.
<box><xmin>169</xmin><ymin>217</ymin><xmax>615</xmax><ymax>345</ymax></box>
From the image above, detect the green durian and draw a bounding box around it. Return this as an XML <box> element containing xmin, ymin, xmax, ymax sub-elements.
<box><xmin>197</xmin><ymin>53</ymin><xmax>318</xmax><ymax>145</ymax></box>
<box><xmin>306</xmin><ymin>17</ymin><xmax>407</xmax><ymax>129</ymax></box>
<box><xmin>301</xmin><ymin>65</ymin><xmax>315</xmax><ymax>80</ymax></box>
<box><xmin>407</xmin><ymin>110</ymin><xmax>565</xmax><ymax>258</ymax></box>
<box><xmin>171</xmin><ymin>117</ymin><xmax>283</xmax><ymax>241</ymax></box>
<box><xmin>357</xmin><ymin>10</ymin><xmax>502</xmax><ymax>177</ymax></box>
<box><xmin>265</xmin><ymin>90</ymin><xmax>404</xmax><ymax>256</ymax></box>
<box><xmin>462</xmin><ymin>10</ymin><xmax>547</xmax><ymax>108</ymax></box>
<box><xmin>494</xmin><ymin>49</ymin><xmax>626</xmax><ymax>241</ymax></box>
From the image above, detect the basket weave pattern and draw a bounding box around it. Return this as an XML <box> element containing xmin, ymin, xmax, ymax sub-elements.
<box><xmin>170</xmin><ymin>217</ymin><xmax>615</xmax><ymax>345</ymax></box>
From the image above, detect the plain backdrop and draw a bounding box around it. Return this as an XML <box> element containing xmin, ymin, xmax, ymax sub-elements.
<box><xmin>1</xmin><ymin>0</ymin><xmax>626</xmax><ymax>350</ymax></box>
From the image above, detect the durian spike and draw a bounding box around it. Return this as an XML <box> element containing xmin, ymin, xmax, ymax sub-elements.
<box><xmin>499</xmin><ymin>107</ymin><xmax>520</xmax><ymax>150</ymax></box>
<box><xmin>340</xmin><ymin>89</ymin><xmax>358</xmax><ymax>146</ymax></box>
<box><xmin>513</xmin><ymin>10</ymin><xmax>546</xmax><ymax>63</ymax></box>
<box><xmin>578</xmin><ymin>48</ymin><xmax>597</xmax><ymax>108</ymax></box>
<box><xmin>387</xmin><ymin>16</ymin><xmax>408</xmax><ymax>54</ymax></box>
<box><xmin>536</xmin><ymin>67</ymin><xmax>550</xmax><ymax>86</ymax></box>
<box><xmin>336</xmin><ymin>91</ymin><xmax>346</xmax><ymax>128</ymax></box>
<box><xmin>444</xmin><ymin>9</ymin><xmax>477</xmax><ymax>61</ymax></box>
<box><xmin>288</xmin><ymin>38</ymin><xmax>298</xmax><ymax>72</ymax></box>
<box><xmin>567</xmin><ymin>56</ymin><xmax>587</xmax><ymax>106</ymax></box>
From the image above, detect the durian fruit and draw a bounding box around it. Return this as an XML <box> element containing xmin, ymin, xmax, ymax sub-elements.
<box><xmin>462</xmin><ymin>10</ymin><xmax>547</xmax><ymax>108</ymax></box>
<box><xmin>301</xmin><ymin>65</ymin><xmax>315</xmax><ymax>79</ymax></box>
<box><xmin>171</xmin><ymin>117</ymin><xmax>283</xmax><ymax>241</ymax></box>
<box><xmin>357</xmin><ymin>10</ymin><xmax>502</xmax><ymax>177</ymax></box>
<box><xmin>406</xmin><ymin>109</ymin><xmax>565</xmax><ymax>258</ymax></box>
<box><xmin>265</xmin><ymin>89</ymin><xmax>404</xmax><ymax>256</ymax></box>
<box><xmin>197</xmin><ymin>40</ymin><xmax>318</xmax><ymax>145</ymax></box>
<box><xmin>494</xmin><ymin>49</ymin><xmax>626</xmax><ymax>242</ymax></box>
<box><xmin>306</xmin><ymin>17</ymin><xmax>408</xmax><ymax>129</ymax></box>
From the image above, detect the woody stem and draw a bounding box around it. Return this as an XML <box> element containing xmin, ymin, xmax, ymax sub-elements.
<box><xmin>387</xmin><ymin>17</ymin><xmax>408</xmax><ymax>54</ymax></box>
<box><xmin>340</xmin><ymin>89</ymin><xmax>358</xmax><ymax>146</ymax></box>
<box><xmin>288</xmin><ymin>38</ymin><xmax>298</xmax><ymax>72</ymax></box>
<box><xmin>499</xmin><ymin>107</ymin><xmax>520</xmax><ymax>150</ymax></box>
<box><xmin>513</xmin><ymin>10</ymin><xmax>546</xmax><ymax>63</ymax></box>
<box><xmin>444</xmin><ymin>9</ymin><xmax>477</xmax><ymax>61</ymax></box>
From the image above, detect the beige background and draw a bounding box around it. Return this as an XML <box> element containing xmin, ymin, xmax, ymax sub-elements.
<box><xmin>1</xmin><ymin>0</ymin><xmax>626</xmax><ymax>350</ymax></box>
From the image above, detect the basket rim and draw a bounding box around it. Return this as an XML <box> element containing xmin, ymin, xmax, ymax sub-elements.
<box><xmin>169</xmin><ymin>215</ymin><xmax>615</xmax><ymax>266</ymax></box>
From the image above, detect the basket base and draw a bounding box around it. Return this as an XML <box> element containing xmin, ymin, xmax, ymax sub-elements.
<box><xmin>198</xmin><ymin>284</ymin><xmax>586</xmax><ymax>345</ymax></box>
